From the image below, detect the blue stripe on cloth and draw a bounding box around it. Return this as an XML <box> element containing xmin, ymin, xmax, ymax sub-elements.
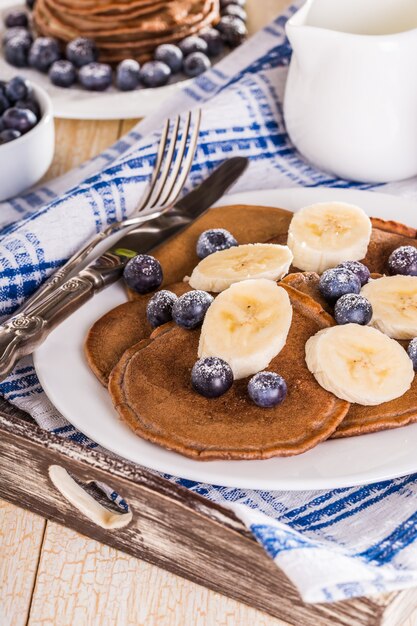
<box><xmin>251</xmin><ymin>524</ymin><xmax>317</xmax><ymax>559</ymax></box>
<box><xmin>0</xmin><ymin>373</ymin><xmax>40</xmax><ymax>396</ymax></box>
<box><xmin>282</xmin><ymin>476</ymin><xmax>417</xmax><ymax>532</ymax></box>
<box><xmin>109</xmin><ymin>492</ymin><xmax>129</xmax><ymax>512</ymax></box>
<box><xmin>357</xmin><ymin>509</ymin><xmax>417</xmax><ymax>564</ymax></box>
<box><xmin>53</xmin><ymin>425</ymin><xmax>75</xmax><ymax>435</ymax></box>
<box><xmin>6</xmin><ymin>388</ymin><xmax>43</xmax><ymax>402</ymax></box>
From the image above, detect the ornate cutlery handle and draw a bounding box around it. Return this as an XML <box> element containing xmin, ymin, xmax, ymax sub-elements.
<box><xmin>0</xmin><ymin>254</ymin><xmax>124</xmax><ymax>380</ymax></box>
<box><xmin>13</xmin><ymin>208</ymin><xmax>167</xmax><ymax>318</ymax></box>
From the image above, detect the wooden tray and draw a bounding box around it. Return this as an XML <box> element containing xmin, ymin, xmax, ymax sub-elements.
<box><xmin>1</xmin><ymin>398</ymin><xmax>416</xmax><ymax>625</ymax></box>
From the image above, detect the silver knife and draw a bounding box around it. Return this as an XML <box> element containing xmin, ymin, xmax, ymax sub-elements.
<box><xmin>0</xmin><ymin>157</ymin><xmax>248</xmax><ymax>379</ymax></box>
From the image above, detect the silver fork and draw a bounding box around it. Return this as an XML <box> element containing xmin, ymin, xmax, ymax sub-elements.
<box><xmin>15</xmin><ymin>108</ymin><xmax>202</xmax><ymax>317</ymax></box>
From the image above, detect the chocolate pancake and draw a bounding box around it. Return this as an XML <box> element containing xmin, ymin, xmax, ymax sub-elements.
<box><xmin>280</xmin><ymin>270</ymin><xmax>417</xmax><ymax>440</ymax></box>
<box><xmin>108</xmin><ymin>285</ymin><xmax>349</xmax><ymax>460</ymax></box>
<box><xmin>127</xmin><ymin>204</ymin><xmax>294</xmax><ymax>300</ymax></box>
<box><xmin>85</xmin><ymin>281</ymin><xmax>190</xmax><ymax>386</ymax></box>
<box><xmin>34</xmin><ymin>0</ymin><xmax>220</xmax><ymax>64</ymax></box>
<box><xmin>332</xmin><ymin>379</ymin><xmax>417</xmax><ymax>438</ymax></box>
<box><xmin>363</xmin><ymin>217</ymin><xmax>417</xmax><ymax>274</ymax></box>
<box><xmin>281</xmin><ymin>271</ymin><xmax>330</xmax><ymax>313</ymax></box>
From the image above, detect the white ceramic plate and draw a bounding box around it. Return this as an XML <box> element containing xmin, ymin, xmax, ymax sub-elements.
<box><xmin>0</xmin><ymin>0</ymin><xmax>278</xmax><ymax>119</ymax></box>
<box><xmin>34</xmin><ymin>187</ymin><xmax>417</xmax><ymax>490</ymax></box>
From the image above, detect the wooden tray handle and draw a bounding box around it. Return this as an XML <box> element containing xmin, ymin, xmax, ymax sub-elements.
<box><xmin>48</xmin><ymin>465</ymin><xmax>133</xmax><ymax>529</ymax></box>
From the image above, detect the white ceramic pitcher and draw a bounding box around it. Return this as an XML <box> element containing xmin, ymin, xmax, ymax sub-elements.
<box><xmin>283</xmin><ymin>0</ymin><xmax>417</xmax><ymax>183</ymax></box>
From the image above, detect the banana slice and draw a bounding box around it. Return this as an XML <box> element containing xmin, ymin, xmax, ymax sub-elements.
<box><xmin>287</xmin><ymin>202</ymin><xmax>372</xmax><ymax>273</ymax></box>
<box><xmin>361</xmin><ymin>275</ymin><xmax>417</xmax><ymax>340</ymax></box>
<box><xmin>198</xmin><ymin>279</ymin><xmax>293</xmax><ymax>379</ymax></box>
<box><xmin>188</xmin><ymin>243</ymin><xmax>293</xmax><ymax>293</ymax></box>
<box><xmin>305</xmin><ymin>324</ymin><xmax>414</xmax><ymax>405</ymax></box>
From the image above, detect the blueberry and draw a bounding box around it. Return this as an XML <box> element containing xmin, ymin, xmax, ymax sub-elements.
<box><xmin>139</xmin><ymin>61</ymin><xmax>171</xmax><ymax>88</ymax></box>
<box><xmin>248</xmin><ymin>371</ymin><xmax>287</xmax><ymax>408</ymax></box>
<box><xmin>4</xmin><ymin>35</ymin><xmax>31</xmax><ymax>67</ymax></box>
<box><xmin>179</xmin><ymin>35</ymin><xmax>208</xmax><ymax>57</ymax></box>
<box><xmin>216</xmin><ymin>15</ymin><xmax>248</xmax><ymax>46</ymax></box>
<box><xmin>172</xmin><ymin>290</ymin><xmax>213</xmax><ymax>329</ymax></box>
<box><xmin>196</xmin><ymin>228</ymin><xmax>237</xmax><ymax>259</ymax></box>
<box><xmin>407</xmin><ymin>338</ymin><xmax>417</xmax><ymax>371</ymax></box>
<box><xmin>2</xmin><ymin>106</ymin><xmax>37</xmax><ymax>134</ymax></box>
<box><xmin>0</xmin><ymin>128</ymin><xmax>21</xmax><ymax>144</ymax></box>
<box><xmin>29</xmin><ymin>37</ymin><xmax>61</xmax><ymax>72</ymax></box>
<box><xmin>183</xmin><ymin>52</ymin><xmax>211</xmax><ymax>77</ymax></box>
<box><xmin>388</xmin><ymin>245</ymin><xmax>417</xmax><ymax>276</ymax></box>
<box><xmin>222</xmin><ymin>4</ymin><xmax>247</xmax><ymax>21</ymax></box>
<box><xmin>154</xmin><ymin>44</ymin><xmax>183</xmax><ymax>73</ymax></box>
<box><xmin>2</xmin><ymin>27</ymin><xmax>32</xmax><ymax>46</ymax></box>
<box><xmin>146</xmin><ymin>290</ymin><xmax>178</xmax><ymax>328</ymax></box>
<box><xmin>78</xmin><ymin>63</ymin><xmax>113</xmax><ymax>91</ymax></box>
<box><xmin>123</xmin><ymin>254</ymin><xmax>163</xmax><ymax>294</ymax></box>
<box><xmin>191</xmin><ymin>356</ymin><xmax>233</xmax><ymax>398</ymax></box>
<box><xmin>198</xmin><ymin>28</ymin><xmax>225</xmax><ymax>57</ymax></box>
<box><xmin>319</xmin><ymin>267</ymin><xmax>361</xmax><ymax>303</ymax></box>
<box><xmin>0</xmin><ymin>118</ymin><xmax>4</xmax><ymax>132</ymax></box>
<box><xmin>0</xmin><ymin>93</ymin><xmax>10</xmax><ymax>115</ymax></box>
<box><xmin>26</xmin><ymin>0</ymin><xmax>36</xmax><ymax>8</ymax></box>
<box><xmin>220</xmin><ymin>0</ymin><xmax>246</xmax><ymax>6</ymax></box>
<box><xmin>49</xmin><ymin>60</ymin><xmax>77</xmax><ymax>87</ymax></box>
<box><xmin>5</xmin><ymin>76</ymin><xmax>30</xmax><ymax>102</ymax></box>
<box><xmin>15</xmin><ymin>97</ymin><xmax>40</xmax><ymax>119</ymax></box>
<box><xmin>115</xmin><ymin>59</ymin><xmax>140</xmax><ymax>91</ymax></box>
<box><xmin>66</xmin><ymin>37</ymin><xmax>98</xmax><ymax>68</ymax></box>
<box><xmin>337</xmin><ymin>260</ymin><xmax>370</xmax><ymax>286</ymax></box>
<box><xmin>334</xmin><ymin>293</ymin><xmax>372</xmax><ymax>326</ymax></box>
<box><xmin>4</xmin><ymin>11</ymin><xmax>28</xmax><ymax>28</ymax></box>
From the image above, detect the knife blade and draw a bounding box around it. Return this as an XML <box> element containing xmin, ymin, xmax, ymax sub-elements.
<box><xmin>105</xmin><ymin>154</ymin><xmax>248</xmax><ymax>258</ymax></box>
<box><xmin>0</xmin><ymin>156</ymin><xmax>248</xmax><ymax>379</ymax></box>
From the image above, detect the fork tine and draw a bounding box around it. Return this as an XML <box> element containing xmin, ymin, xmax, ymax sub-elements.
<box><xmin>135</xmin><ymin>117</ymin><xmax>171</xmax><ymax>213</ymax></box>
<box><xmin>154</xmin><ymin>110</ymin><xmax>193</xmax><ymax>209</ymax></box>
<box><xmin>146</xmin><ymin>114</ymin><xmax>182</xmax><ymax>210</ymax></box>
<box><xmin>158</xmin><ymin>108</ymin><xmax>202</xmax><ymax>208</ymax></box>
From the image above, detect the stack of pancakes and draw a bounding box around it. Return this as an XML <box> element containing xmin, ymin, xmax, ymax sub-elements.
<box><xmin>85</xmin><ymin>204</ymin><xmax>417</xmax><ymax>461</ymax></box>
<box><xmin>33</xmin><ymin>0</ymin><xmax>220</xmax><ymax>64</ymax></box>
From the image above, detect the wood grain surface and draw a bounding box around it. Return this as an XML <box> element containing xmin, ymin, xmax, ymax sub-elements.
<box><xmin>0</xmin><ymin>502</ymin><xmax>45</xmax><ymax>626</ymax></box>
<box><xmin>29</xmin><ymin>521</ymin><xmax>282</xmax><ymax>626</ymax></box>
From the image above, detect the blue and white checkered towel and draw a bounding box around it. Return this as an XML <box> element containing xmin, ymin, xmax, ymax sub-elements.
<box><xmin>2</xmin><ymin>2</ymin><xmax>417</xmax><ymax>605</ymax></box>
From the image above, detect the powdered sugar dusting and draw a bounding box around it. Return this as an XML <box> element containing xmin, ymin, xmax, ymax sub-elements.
<box><xmin>195</xmin><ymin>357</ymin><xmax>233</xmax><ymax>380</ymax></box>
<box><xmin>249</xmin><ymin>371</ymin><xmax>284</xmax><ymax>391</ymax></box>
<box><xmin>388</xmin><ymin>246</ymin><xmax>417</xmax><ymax>274</ymax></box>
<box><xmin>338</xmin><ymin>261</ymin><xmax>370</xmax><ymax>285</ymax></box>
<box><xmin>174</xmin><ymin>290</ymin><xmax>213</xmax><ymax>315</ymax></box>
<box><xmin>196</xmin><ymin>228</ymin><xmax>238</xmax><ymax>259</ymax></box>
<box><xmin>149</xmin><ymin>289</ymin><xmax>177</xmax><ymax>308</ymax></box>
<box><xmin>335</xmin><ymin>293</ymin><xmax>370</xmax><ymax>314</ymax></box>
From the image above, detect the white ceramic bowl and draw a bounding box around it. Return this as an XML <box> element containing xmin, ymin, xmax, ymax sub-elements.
<box><xmin>0</xmin><ymin>82</ymin><xmax>55</xmax><ymax>201</ymax></box>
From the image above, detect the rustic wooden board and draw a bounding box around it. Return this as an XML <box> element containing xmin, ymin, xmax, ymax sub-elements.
<box><xmin>1</xmin><ymin>403</ymin><xmax>416</xmax><ymax>626</ymax></box>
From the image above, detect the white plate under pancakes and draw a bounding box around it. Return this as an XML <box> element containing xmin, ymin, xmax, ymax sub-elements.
<box><xmin>34</xmin><ymin>187</ymin><xmax>417</xmax><ymax>490</ymax></box>
<box><xmin>0</xmin><ymin>0</ymin><xmax>278</xmax><ymax>119</ymax></box>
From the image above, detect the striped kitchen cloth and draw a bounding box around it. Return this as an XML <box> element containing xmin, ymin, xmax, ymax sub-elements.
<box><xmin>2</xmin><ymin>1</ymin><xmax>417</xmax><ymax>604</ymax></box>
